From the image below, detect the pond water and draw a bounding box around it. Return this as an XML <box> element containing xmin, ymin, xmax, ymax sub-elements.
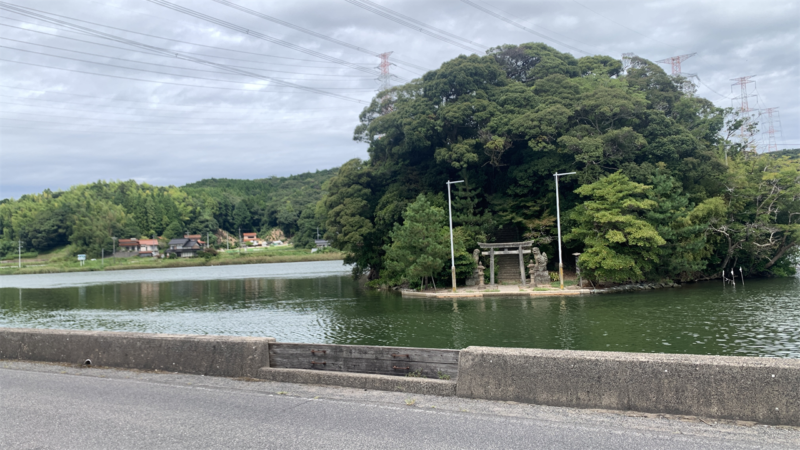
<box><xmin>1</xmin><ymin>261</ymin><xmax>798</xmax><ymax>358</ymax></box>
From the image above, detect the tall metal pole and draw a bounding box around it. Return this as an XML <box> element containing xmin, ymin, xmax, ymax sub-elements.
<box><xmin>18</xmin><ymin>240</ymin><xmax>22</xmax><ymax>269</ymax></box>
<box><xmin>446</xmin><ymin>180</ymin><xmax>464</xmax><ymax>293</ymax></box>
<box><xmin>554</xmin><ymin>172</ymin><xmax>576</xmax><ymax>290</ymax></box>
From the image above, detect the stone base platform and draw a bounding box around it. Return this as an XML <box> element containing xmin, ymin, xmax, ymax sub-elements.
<box><xmin>401</xmin><ymin>285</ymin><xmax>593</xmax><ymax>299</ymax></box>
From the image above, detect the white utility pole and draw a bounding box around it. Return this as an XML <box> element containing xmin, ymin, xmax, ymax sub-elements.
<box><xmin>554</xmin><ymin>172</ymin><xmax>576</xmax><ymax>290</ymax></box>
<box><xmin>446</xmin><ymin>180</ymin><xmax>464</xmax><ymax>293</ymax></box>
<box><xmin>18</xmin><ymin>240</ymin><xmax>22</xmax><ymax>268</ymax></box>
<box><xmin>112</xmin><ymin>237</ymin><xmax>117</xmax><ymax>263</ymax></box>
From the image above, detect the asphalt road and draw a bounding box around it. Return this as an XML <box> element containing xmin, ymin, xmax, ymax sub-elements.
<box><xmin>1</xmin><ymin>361</ymin><xmax>798</xmax><ymax>449</ymax></box>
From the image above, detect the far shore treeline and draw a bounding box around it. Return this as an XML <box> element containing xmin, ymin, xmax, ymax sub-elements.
<box><xmin>2</xmin><ymin>43</ymin><xmax>798</xmax><ymax>285</ymax></box>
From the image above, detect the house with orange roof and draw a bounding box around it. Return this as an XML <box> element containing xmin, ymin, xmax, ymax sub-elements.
<box><xmin>138</xmin><ymin>239</ymin><xmax>159</xmax><ymax>257</ymax></box>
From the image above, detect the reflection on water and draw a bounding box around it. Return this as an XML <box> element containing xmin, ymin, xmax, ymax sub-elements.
<box><xmin>1</xmin><ymin>261</ymin><xmax>798</xmax><ymax>358</ymax></box>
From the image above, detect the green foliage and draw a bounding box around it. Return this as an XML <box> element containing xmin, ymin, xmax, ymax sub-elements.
<box><xmin>0</xmin><ymin>170</ymin><xmax>337</xmax><ymax>260</ymax></box>
<box><xmin>566</xmin><ymin>172</ymin><xmax>666</xmax><ymax>282</ymax></box>
<box><xmin>383</xmin><ymin>194</ymin><xmax>450</xmax><ymax>288</ymax></box>
<box><xmin>320</xmin><ymin>42</ymin><xmax>748</xmax><ymax>284</ymax></box>
<box><xmin>162</xmin><ymin>220</ymin><xmax>184</xmax><ymax>241</ymax></box>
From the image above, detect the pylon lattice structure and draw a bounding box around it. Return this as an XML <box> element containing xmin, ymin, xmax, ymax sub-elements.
<box><xmin>656</xmin><ymin>53</ymin><xmax>697</xmax><ymax>94</ymax></box>
<box><xmin>761</xmin><ymin>107</ymin><xmax>782</xmax><ymax>153</ymax></box>
<box><xmin>621</xmin><ymin>52</ymin><xmax>635</xmax><ymax>74</ymax></box>
<box><xmin>731</xmin><ymin>76</ymin><xmax>758</xmax><ymax>151</ymax></box>
<box><xmin>655</xmin><ymin>52</ymin><xmax>697</xmax><ymax>75</ymax></box>
<box><xmin>376</xmin><ymin>51</ymin><xmax>394</xmax><ymax>92</ymax></box>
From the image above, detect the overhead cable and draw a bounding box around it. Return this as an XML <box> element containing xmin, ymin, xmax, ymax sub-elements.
<box><xmin>0</xmin><ymin>12</ymin><xmax>371</xmax><ymax>66</ymax></box>
<box><xmin>0</xmin><ymin>22</ymin><xmax>375</xmax><ymax>75</ymax></box>
<box><xmin>0</xmin><ymin>84</ymin><xmax>358</xmax><ymax>112</ymax></box>
<box><xmin>213</xmin><ymin>0</ymin><xmax>428</xmax><ymax>74</ymax></box>
<box><xmin>344</xmin><ymin>0</ymin><xmax>483</xmax><ymax>54</ymax></box>
<box><xmin>1</xmin><ymin>46</ymin><xmax>375</xmax><ymax>91</ymax></box>
<box><xmin>1</xmin><ymin>36</ymin><xmax>374</xmax><ymax>82</ymax></box>
<box><xmin>460</xmin><ymin>0</ymin><xmax>591</xmax><ymax>56</ymax></box>
<box><xmin>1</xmin><ymin>58</ymin><xmax>371</xmax><ymax>96</ymax></box>
<box><xmin>570</xmin><ymin>0</ymin><xmax>677</xmax><ymax>54</ymax></box>
<box><xmin>143</xmin><ymin>0</ymin><xmax>406</xmax><ymax>82</ymax></box>
<box><xmin>0</xmin><ymin>2</ymin><xmax>370</xmax><ymax>103</ymax></box>
<box><xmin>470</xmin><ymin>0</ymin><xmax>598</xmax><ymax>51</ymax></box>
<box><xmin>352</xmin><ymin>0</ymin><xmax>486</xmax><ymax>49</ymax></box>
<box><xmin>0</xmin><ymin>100</ymin><xmax>326</xmax><ymax>122</ymax></box>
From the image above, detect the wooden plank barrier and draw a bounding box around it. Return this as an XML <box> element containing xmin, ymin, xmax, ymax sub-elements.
<box><xmin>269</xmin><ymin>343</ymin><xmax>459</xmax><ymax>380</ymax></box>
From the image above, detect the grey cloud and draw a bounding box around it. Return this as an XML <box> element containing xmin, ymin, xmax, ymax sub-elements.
<box><xmin>1</xmin><ymin>0</ymin><xmax>797</xmax><ymax>200</ymax></box>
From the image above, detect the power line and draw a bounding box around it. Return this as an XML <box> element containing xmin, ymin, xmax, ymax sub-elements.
<box><xmin>1</xmin><ymin>46</ymin><xmax>376</xmax><ymax>91</ymax></box>
<box><xmin>0</xmin><ymin>95</ymin><xmax>337</xmax><ymax>118</ymax></box>
<box><xmin>346</xmin><ymin>0</ymin><xmax>486</xmax><ymax>49</ymax></box>
<box><xmin>0</xmin><ymin>2</ymin><xmax>370</xmax><ymax>104</ymax></box>
<box><xmin>343</xmin><ymin>0</ymin><xmax>483</xmax><ymax>54</ymax></box>
<box><xmin>1</xmin><ymin>58</ymin><xmax>374</xmax><ymax>97</ymax></box>
<box><xmin>0</xmin><ymin>22</ymin><xmax>377</xmax><ymax>76</ymax></box>
<box><xmin>142</xmin><ymin>0</ymin><xmax>401</xmax><ymax>82</ymax></box>
<box><xmin>212</xmin><ymin>0</ymin><xmax>428</xmax><ymax>74</ymax></box>
<box><xmin>0</xmin><ymin>100</ymin><xmax>328</xmax><ymax>123</ymax></box>
<box><xmin>0</xmin><ymin>13</ymin><xmax>373</xmax><ymax>66</ymax></box>
<box><xmin>0</xmin><ymin>36</ymin><xmax>374</xmax><ymax>82</ymax></box>
<box><xmin>0</xmin><ymin>84</ymin><xmax>359</xmax><ymax>112</ymax></box>
<box><xmin>470</xmin><ymin>0</ymin><xmax>598</xmax><ymax>51</ymax></box>
<box><xmin>460</xmin><ymin>0</ymin><xmax>591</xmax><ymax>56</ymax></box>
<box><xmin>570</xmin><ymin>0</ymin><xmax>677</xmax><ymax>53</ymax></box>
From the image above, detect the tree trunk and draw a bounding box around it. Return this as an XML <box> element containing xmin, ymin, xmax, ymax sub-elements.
<box><xmin>765</xmin><ymin>242</ymin><xmax>795</xmax><ymax>269</ymax></box>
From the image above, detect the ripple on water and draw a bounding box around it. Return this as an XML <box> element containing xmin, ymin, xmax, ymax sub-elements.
<box><xmin>1</xmin><ymin>268</ymin><xmax>798</xmax><ymax>358</ymax></box>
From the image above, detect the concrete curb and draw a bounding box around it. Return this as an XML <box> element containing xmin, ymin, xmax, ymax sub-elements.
<box><xmin>258</xmin><ymin>367</ymin><xmax>456</xmax><ymax>396</ymax></box>
<box><xmin>0</xmin><ymin>328</ymin><xmax>274</xmax><ymax>378</ymax></box>
<box><xmin>456</xmin><ymin>346</ymin><xmax>800</xmax><ymax>426</ymax></box>
<box><xmin>400</xmin><ymin>289</ymin><xmax>592</xmax><ymax>298</ymax></box>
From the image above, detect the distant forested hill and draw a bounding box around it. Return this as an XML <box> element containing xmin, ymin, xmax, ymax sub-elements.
<box><xmin>0</xmin><ymin>169</ymin><xmax>337</xmax><ymax>258</ymax></box>
<box><xmin>769</xmin><ymin>148</ymin><xmax>799</xmax><ymax>160</ymax></box>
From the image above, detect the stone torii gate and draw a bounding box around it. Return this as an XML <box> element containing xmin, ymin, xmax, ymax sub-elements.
<box><xmin>478</xmin><ymin>241</ymin><xmax>533</xmax><ymax>286</ymax></box>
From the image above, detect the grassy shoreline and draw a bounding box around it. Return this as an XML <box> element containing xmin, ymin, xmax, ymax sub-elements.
<box><xmin>0</xmin><ymin>246</ymin><xmax>344</xmax><ymax>276</ymax></box>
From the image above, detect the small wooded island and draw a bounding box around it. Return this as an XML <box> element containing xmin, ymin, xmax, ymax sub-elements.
<box><xmin>2</xmin><ymin>44</ymin><xmax>798</xmax><ymax>284</ymax></box>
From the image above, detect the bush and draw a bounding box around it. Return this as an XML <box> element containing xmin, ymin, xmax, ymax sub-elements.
<box><xmin>197</xmin><ymin>248</ymin><xmax>218</xmax><ymax>259</ymax></box>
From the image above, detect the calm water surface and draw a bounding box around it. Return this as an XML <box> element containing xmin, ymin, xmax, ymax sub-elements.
<box><xmin>1</xmin><ymin>260</ymin><xmax>798</xmax><ymax>358</ymax></box>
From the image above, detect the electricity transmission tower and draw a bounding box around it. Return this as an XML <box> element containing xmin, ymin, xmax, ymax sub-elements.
<box><xmin>761</xmin><ymin>107</ymin><xmax>782</xmax><ymax>153</ymax></box>
<box><xmin>656</xmin><ymin>52</ymin><xmax>698</xmax><ymax>94</ymax></box>
<box><xmin>377</xmin><ymin>51</ymin><xmax>394</xmax><ymax>92</ymax></box>
<box><xmin>731</xmin><ymin>76</ymin><xmax>759</xmax><ymax>152</ymax></box>
<box><xmin>656</xmin><ymin>53</ymin><xmax>697</xmax><ymax>75</ymax></box>
<box><xmin>621</xmin><ymin>52</ymin><xmax>635</xmax><ymax>74</ymax></box>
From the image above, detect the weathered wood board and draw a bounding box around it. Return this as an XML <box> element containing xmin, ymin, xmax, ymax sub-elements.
<box><xmin>269</xmin><ymin>343</ymin><xmax>459</xmax><ymax>380</ymax></box>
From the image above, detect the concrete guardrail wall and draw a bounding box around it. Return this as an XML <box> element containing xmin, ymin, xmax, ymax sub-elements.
<box><xmin>457</xmin><ymin>346</ymin><xmax>800</xmax><ymax>426</ymax></box>
<box><xmin>1</xmin><ymin>328</ymin><xmax>798</xmax><ymax>426</ymax></box>
<box><xmin>0</xmin><ymin>328</ymin><xmax>274</xmax><ymax>378</ymax></box>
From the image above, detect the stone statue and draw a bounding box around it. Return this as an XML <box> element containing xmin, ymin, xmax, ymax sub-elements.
<box><xmin>530</xmin><ymin>247</ymin><xmax>550</xmax><ymax>287</ymax></box>
<box><xmin>466</xmin><ymin>248</ymin><xmax>483</xmax><ymax>287</ymax></box>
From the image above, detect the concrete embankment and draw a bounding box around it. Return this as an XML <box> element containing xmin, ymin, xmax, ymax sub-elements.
<box><xmin>1</xmin><ymin>328</ymin><xmax>798</xmax><ymax>426</ymax></box>
<box><xmin>0</xmin><ymin>328</ymin><xmax>273</xmax><ymax>378</ymax></box>
<box><xmin>457</xmin><ymin>347</ymin><xmax>800</xmax><ymax>427</ymax></box>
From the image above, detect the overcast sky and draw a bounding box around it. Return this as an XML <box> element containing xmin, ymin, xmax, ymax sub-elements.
<box><xmin>0</xmin><ymin>0</ymin><xmax>797</xmax><ymax>200</ymax></box>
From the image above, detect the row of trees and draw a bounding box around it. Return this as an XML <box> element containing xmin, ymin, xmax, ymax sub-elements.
<box><xmin>319</xmin><ymin>43</ymin><xmax>799</xmax><ymax>286</ymax></box>
<box><xmin>0</xmin><ymin>170</ymin><xmax>336</xmax><ymax>258</ymax></box>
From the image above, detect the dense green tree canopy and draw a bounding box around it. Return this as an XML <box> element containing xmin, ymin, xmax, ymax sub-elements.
<box><xmin>325</xmin><ymin>43</ymin><xmax>798</xmax><ymax>283</ymax></box>
<box><xmin>0</xmin><ymin>170</ymin><xmax>336</xmax><ymax>257</ymax></box>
